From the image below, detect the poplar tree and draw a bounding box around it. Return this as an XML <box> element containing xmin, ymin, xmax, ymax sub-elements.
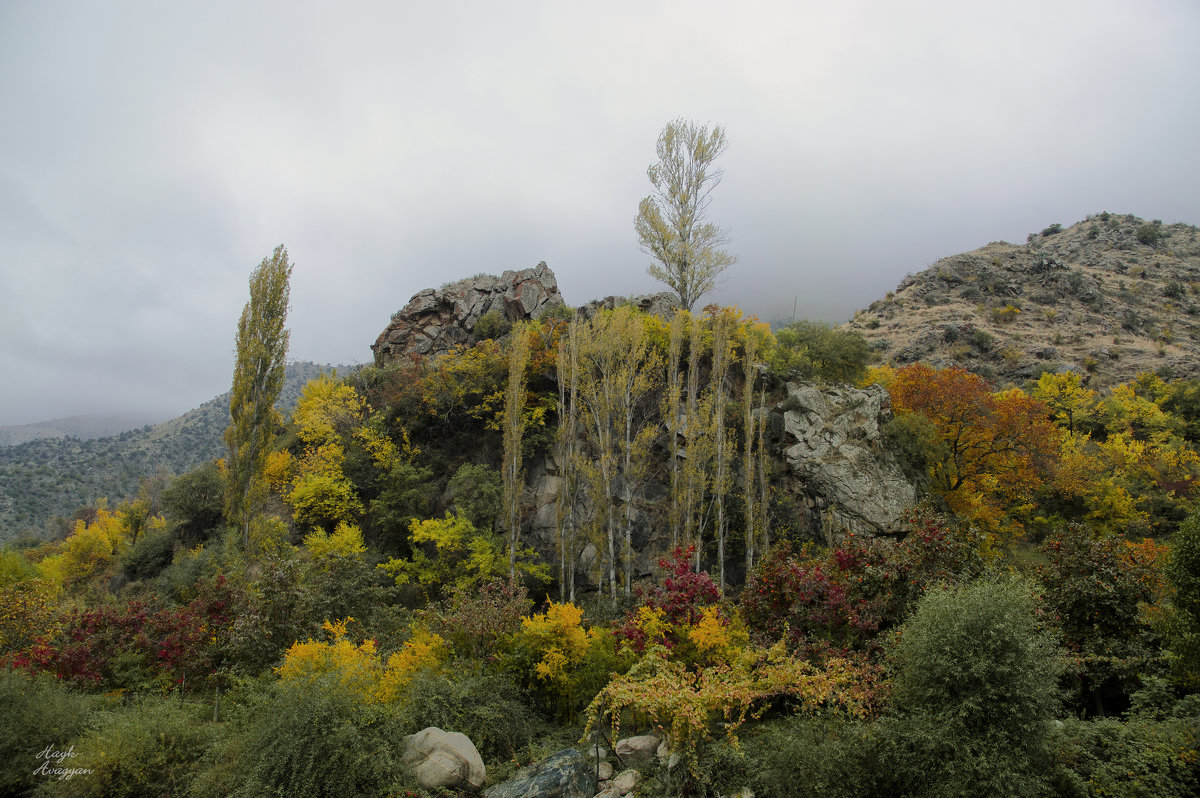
<box><xmin>225</xmin><ymin>244</ymin><xmax>292</xmax><ymax>550</ymax></box>
<box><xmin>636</xmin><ymin>118</ymin><xmax>735</xmax><ymax>311</ymax></box>
<box><xmin>502</xmin><ymin>323</ymin><xmax>531</xmax><ymax>579</ymax></box>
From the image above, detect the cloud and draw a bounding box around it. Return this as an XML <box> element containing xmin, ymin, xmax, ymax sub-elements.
<box><xmin>1</xmin><ymin>0</ymin><xmax>1198</xmax><ymax>423</ymax></box>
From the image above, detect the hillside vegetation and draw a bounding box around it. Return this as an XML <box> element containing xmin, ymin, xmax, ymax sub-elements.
<box><xmin>848</xmin><ymin>213</ymin><xmax>1200</xmax><ymax>386</ymax></box>
<box><xmin>3</xmin><ymin>221</ymin><xmax>1200</xmax><ymax>797</ymax></box>
<box><xmin>0</xmin><ymin>362</ymin><xmax>333</xmax><ymax>539</ymax></box>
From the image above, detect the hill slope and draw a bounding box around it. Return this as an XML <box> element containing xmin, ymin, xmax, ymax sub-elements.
<box><xmin>845</xmin><ymin>213</ymin><xmax>1200</xmax><ymax>386</ymax></box>
<box><xmin>0</xmin><ymin>362</ymin><xmax>337</xmax><ymax>539</ymax></box>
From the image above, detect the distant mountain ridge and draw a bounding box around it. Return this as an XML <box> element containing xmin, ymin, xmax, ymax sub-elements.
<box><xmin>845</xmin><ymin>213</ymin><xmax>1200</xmax><ymax>386</ymax></box>
<box><xmin>0</xmin><ymin>415</ymin><xmax>167</xmax><ymax>447</ymax></box>
<box><xmin>0</xmin><ymin>362</ymin><xmax>339</xmax><ymax>540</ymax></box>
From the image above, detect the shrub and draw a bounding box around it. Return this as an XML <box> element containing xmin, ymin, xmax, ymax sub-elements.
<box><xmin>37</xmin><ymin>696</ymin><xmax>219</xmax><ymax>798</ymax></box>
<box><xmin>473</xmin><ymin>309</ymin><xmax>512</xmax><ymax>341</ymax></box>
<box><xmin>397</xmin><ymin>665</ymin><xmax>545</xmax><ymax>760</ymax></box>
<box><xmin>1042</xmin><ymin>223</ymin><xmax>1064</xmax><ymax>236</ymax></box>
<box><xmin>1138</xmin><ymin>223</ymin><xmax>1164</xmax><ymax>247</ymax></box>
<box><xmin>0</xmin><ymin>669</ymin><xmax>100</xmax><ymax>796</ymax></box>
<box><xmin>882</xmin><ymin>578</ymin><xmax>1063</xmax><ymax>798</ymax></box>
<box><xmin>770</xmin><ymin>321</ymin><xmax>870</xmax><ymax>384</ymax></box>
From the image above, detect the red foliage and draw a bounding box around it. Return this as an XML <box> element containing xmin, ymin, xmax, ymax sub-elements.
<box><xmin>615</xmin><ymin>545</ymin><xmax>721</xmax><ymax>654</ymax></box>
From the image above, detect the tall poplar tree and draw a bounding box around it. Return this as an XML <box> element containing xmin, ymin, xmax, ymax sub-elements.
<box><xmin>226</xmin><ymin>244</ymin><xmax>292</xmax><ymax>550</ymax></box>
<box><xmin>636</xmin><ymin>118</ymin><xmax>735</xmax><ymax>311</ymax></box>
<box><xmin>503</xmin><ymin>322</ymin><xmax>531</xmax><ymax>579</ymax></box>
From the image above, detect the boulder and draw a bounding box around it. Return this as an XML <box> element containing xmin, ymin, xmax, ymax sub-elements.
<box><xmin>576</xmin><ymin>292</ymin><xmax>678</xmax><ymax>320</ymax></box>
<box><xmin>610</xmin><ymin>769</ymin><xmax>639</xmax><ymax>795</ymax></box>
<box><xmin>483</xmin><ymin>747</ymin><xmax>596</xmax><ymax>798</ymax></box>
<box><xmin>401</xmin><ymin>727</ymin><xmax>485</xmax><ymax>791</ymax></box>
<box><xmin>779</xmin><ymin>382</ymin><xmax>916</xmax><ymax>539</ymax></box>
<box><xmin>613</xmin><ymin>734</ymin><xmax>660</xmax><ymax>770</ymax></box>
<box><xmin>373</xmin><ymin>262</ymin><xmax>564</xmax><ymax>365</ymax></box>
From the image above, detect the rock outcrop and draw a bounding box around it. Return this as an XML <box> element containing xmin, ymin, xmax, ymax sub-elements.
<box><xmin>401</xmin><ymin>727</ymin><xmax>486</xmax><ymax>791</ymax></box>
<box><xmin>776</xmin><ymin>382</ymin><xmax>916</xmax><ymax>538</ymax></box>
<box><xmin>372</xmin><ymin>262</ymin><xmax>563</xmax><ymax>365</ymax></box>
<box><xmin>576</xmin><ymin>292</ymin><xmax>679</xmax><ymax>321</ymax></box>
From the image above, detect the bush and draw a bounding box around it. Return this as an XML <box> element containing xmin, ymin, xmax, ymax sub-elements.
<box><xmin>1137</xmin><ymin>223</ymin><xmax>1164</xmax><ymax>247</ymax></box>
<box><xmin>770</xmin><ymin>321</ymin><xmax>870</xmax><ymax>384</ymax></box>
<box><xmin>196</xmin><ymin>674</ymin><xmax>405</xmax><ymax>798</ymax></box>
<box><xmin>473</xmin><ymin>309</ymin><xmax>512</xmax><ymax>341</ymax></box>
<box><xmin>36</xmin><ymin>696</ymin><xmax>219</xmax><ymax>798</ymax></box>
<box><xmin>745</xmin><ymin>715</ymin><xmax>887</xmax><ymax>798</ymax></box>
<box><xmin>882</xmin><ymin>578</ymin><xmax>1063</xmax><ymax>798</ymax></box>
<box><xmin>397</xmin><ymin>665</ymin><xmax>545</xmax><ymax>761</ymax></box>
<box><xmin>0</xmin><ymin>669</ymin><xmax>100</xmax><ymax>796</ymax></box>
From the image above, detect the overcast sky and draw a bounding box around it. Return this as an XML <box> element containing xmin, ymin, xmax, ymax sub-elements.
<box><xmin>2</xmin><ymin>1</ymin><xmax>1198</xmax><ymax>426</ymax></box>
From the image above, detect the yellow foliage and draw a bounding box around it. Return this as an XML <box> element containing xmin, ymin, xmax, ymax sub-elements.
<box><xmin>686</xmin><ymin>606</ymin><xmax>748</xmax><ymax>664</ymax></box>
<box><xmin>304</xmin><ymin>521</ymin><xmax>367</xmax><ymax>558</ymax></box>
<box><xmin>858</xmin><ymin>364</ymin><xmax>897</xmax><ymax>389</ymax></box>
<box><xmin>263</xmin><ymin>449</ymin><xmax>295</xmax><ymax>493</ymax></box>
<box><xmin>35</xmin><ymin>507</ymin><xmax>130</xmax><ymax>591</ymax></box>
<box><xmin>378</xmin><ymin>627</ymin><xmax>449</xmax><ymax>701</ymax></box>
<box><xmin>277</xmin><ymin>617</ymin><xmax>446</xmax><ymax>704</ymax></box>
<box><xmin>293</xmin><ymin>375</ymin><xmax>365</xmax><ymax>447</ymax></box>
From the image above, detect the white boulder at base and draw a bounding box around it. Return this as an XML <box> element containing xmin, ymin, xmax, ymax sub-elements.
<box><xmin>401</xmin><ymin>727</ymin><xmax>486</xmax><ymax>791</ymax></box>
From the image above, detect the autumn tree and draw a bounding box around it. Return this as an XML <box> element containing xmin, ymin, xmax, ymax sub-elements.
<box><xmin>503</xmin><ymin>322</ymin><xmax>531</xmax><ymax>578</ymax></box>
<box><xmin>636</xmin><ymin>118</ymin><xmax>735</xmax><ymax>311</ymax></box>
<box><xmin>555</xmin><ymin>321</ymin><xmax>583</xmax><ymax>600</ymax></box>
<box><xmin>889</xmin><ymin>364</ymin><xmax>1059</xmax><ymax>541</ymax></box>
<box><xmin>574</xmin><ymin>306</ymin><xmax>662</xmax><ymax>602</ymax></box>
<box><xmin>226</xmin><ymin>244</ymin><xmax>292</xmax><ymax>550</ymax></box>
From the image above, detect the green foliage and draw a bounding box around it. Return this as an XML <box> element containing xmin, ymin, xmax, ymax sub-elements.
<box><xmin>36</xmin><ymin>696</ymin><xmax>219</xmax><ymax>798</ymax></box>
<box><xmin>397</xmin><ymin>664</ymin><xmax>545</xmax><ymax>761</ymax></box>
<box><xmin>226</xmin><ymin>244</ymin><xmax>292</xmax><ymax>549</ymax></box>
<box><xmin>446</xmin><ymin>462</ymin><xmax>502</xmax><ymax>529</ymax></box>
<box><xmin>366</xmin><ymin>460</ymin><xmax>435</xmax><ymax>553</ymax></box>
<box><xmin>473</xmin><ymin>308</ymin><xmax>512</xmax><ymax>340</ymax></box>
<box><xmin>196</xmin><ymin>673</ymin><xmax>405</xmax><ymax>798</ymax></box>
<box><xmin>770</xmin><ymin>320</ymin><xmax>870</xmax><ymax>384</ymax></box>
<box><xmin>0</xmin><ymin>669</ymin><xmax>101</xmax><ymax>796</ymax></box>
<box><xmin>743</xmin><ymin>715</ymin><xmax>887</xmax><ymax>798</ymax></box>
<box><xmin>1038</xmin><ymin>526</ymin><xmax>1163</xmax><ymax>714</ymax></box>
<box><xmin>1164</xmin><ymin>511</ymin><xmax>1200</xmax><ymax>687</ymax></box>
<box><xmin>883</xmin><ymin>578</ymin><xmax>1063</xmax><ymax>798</ymax></box>
<box><xmin>1052</xmin><ymin>681</ymin><xmax>1200</xmax><ymax>798</ymax></box>
<box><xmin>1137</xmin><ymin>222</ymin><xmax>1164</xmax><ymax>247</ymax></box>
<box><xmin>120</xmin><ymin>523</ymin><xmax>174</xmax><ymax>582</ymax></box>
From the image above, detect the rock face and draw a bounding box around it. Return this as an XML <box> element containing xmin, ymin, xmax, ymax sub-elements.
<box><xmin>401</xmin><ymin>727</ymin><xmax>486</xmax><ymax>791</ymax></box>
<box><xmin>576</xmin><ymin>292</ymin><xmax>679</xmax><ymax>321</ymax></box>
<box><xmin>777</xmin><ymin>382</ymin><xmax>916</xmax><ymax>539</ymax></box>
<box><xmin>483</xmin><ymin>747</ymin><xmax>596</xmax><ymax>798</ymax></box>
<box><xmin>372</xmin><ymin>262</ymin><xmax>563</xmax><ymax>365</ymax></box>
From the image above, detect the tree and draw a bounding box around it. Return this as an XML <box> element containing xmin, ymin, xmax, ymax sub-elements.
<box><xmin>636</xmin><ymin>118</ymin><xmax>735</xmax><ymax>311</ymax></box>
<box><xmin>883</xmin><ymin>578</ymin><xmax>1062</xmax><ymax>798</ymax></box>
<box><xmin>226</xmin><ymin>245</ymin><xmax>292</xmax><ymax>549</ymax></box>
<box><xmin>502</xmin><ymin>323</ymin><xmax>531</xmax><ymax>579</ymax></box>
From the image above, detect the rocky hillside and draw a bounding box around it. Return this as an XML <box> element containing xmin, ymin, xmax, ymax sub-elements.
<box><xmin>0</xmin><ymin>362</ymin><xmax>336</xmax><ymax>540</ymax></box>
<box><xmin>846</xmin><ymin>213</ymin><xmax>1200</xmax><ymax>386</ymax></box>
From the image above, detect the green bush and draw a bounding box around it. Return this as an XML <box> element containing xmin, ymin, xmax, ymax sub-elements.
<box><xmin>194</xmin><ymin>674</ymin><xmax>405</xmax><ymax>798</ymax></box>
<box><xmin>0</xmin><ymin>669</ymin><xmax>101</xmax><ymax>796</ymax></box>
<box><xmin>396</xmin><ymin>665</ymin><xmax>545</xmax><ymax>761</ymax></box>
<box><xmin>744</xmin><ymin>715</ymin><xmax>887</xmax><ymax>798</ymax></box>
<box><xmin>121</xmin><ymin>526</ymin><xmax>175</xmax><ymax>582</ymax></box>
<box><xmin>1137</xmin><ymin>223</ymin><xmax>1164</xmax><ymax>247</ymax></box>
<box><xmin>473</xmin><ymin>310</ymin><xmax>512</xmax><ymax>341</ymax></box>
<box><xmin>35</xmin><ymin>696</ymin><xmax>219</xmax><ymax>798</ymax></box>
<box><xmin>770</xmin><ymin>321</ymin><xmax>870</xmax><ymax>384</ymax></box>
<box><xmin>882</xmin><ymin>578</ymin><xmax>1064</xmax><ymax>798</ymax></box>
<box><xmin>1052</xmin><ymin>682</ymin><xmax>1200</xmax><ymax>798</ymax></box>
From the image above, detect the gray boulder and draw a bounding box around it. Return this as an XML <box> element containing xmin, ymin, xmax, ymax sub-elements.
<box><xmin>483</xmin><ymin>747</ymin><xmax>596</xmax><ymax>798</ymax></box>
<box><xmin>401</xmin><ymin>727</ymin><xmax>486</xmax><ymax>791</ymax></box>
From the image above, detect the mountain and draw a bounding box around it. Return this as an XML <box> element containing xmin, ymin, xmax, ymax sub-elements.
<box><xmin>845</xmin><ymin>213</ymin><xmax>1200</xmax><ymax>386</ymax></box>
<box><xmin>0</xmin><ymin>362</ymin><xmax>339</xmax><ymax>540</ymax></box>
<box><xmin>0</xmin><ymin>415</ymin><xmax>169</xmax><ymax>447</ymax></box>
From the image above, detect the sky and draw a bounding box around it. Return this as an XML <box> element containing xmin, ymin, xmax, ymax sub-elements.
<box><xmin>1</xmin><ymin>1</ymin><xmax>1198</xmax><ymax>426</ymax></box>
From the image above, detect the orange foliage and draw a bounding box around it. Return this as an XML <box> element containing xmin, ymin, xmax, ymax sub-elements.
<box><xmin>889</xmin><ymin>364</ymin><xmax>1060</xmax><ymax>540</ymax></box>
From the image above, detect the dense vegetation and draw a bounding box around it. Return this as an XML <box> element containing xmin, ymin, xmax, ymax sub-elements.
<box><xmin>2</xmin><ymin>302</ymin><xmax>1200</xmax><ymax>797</ymax></box>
